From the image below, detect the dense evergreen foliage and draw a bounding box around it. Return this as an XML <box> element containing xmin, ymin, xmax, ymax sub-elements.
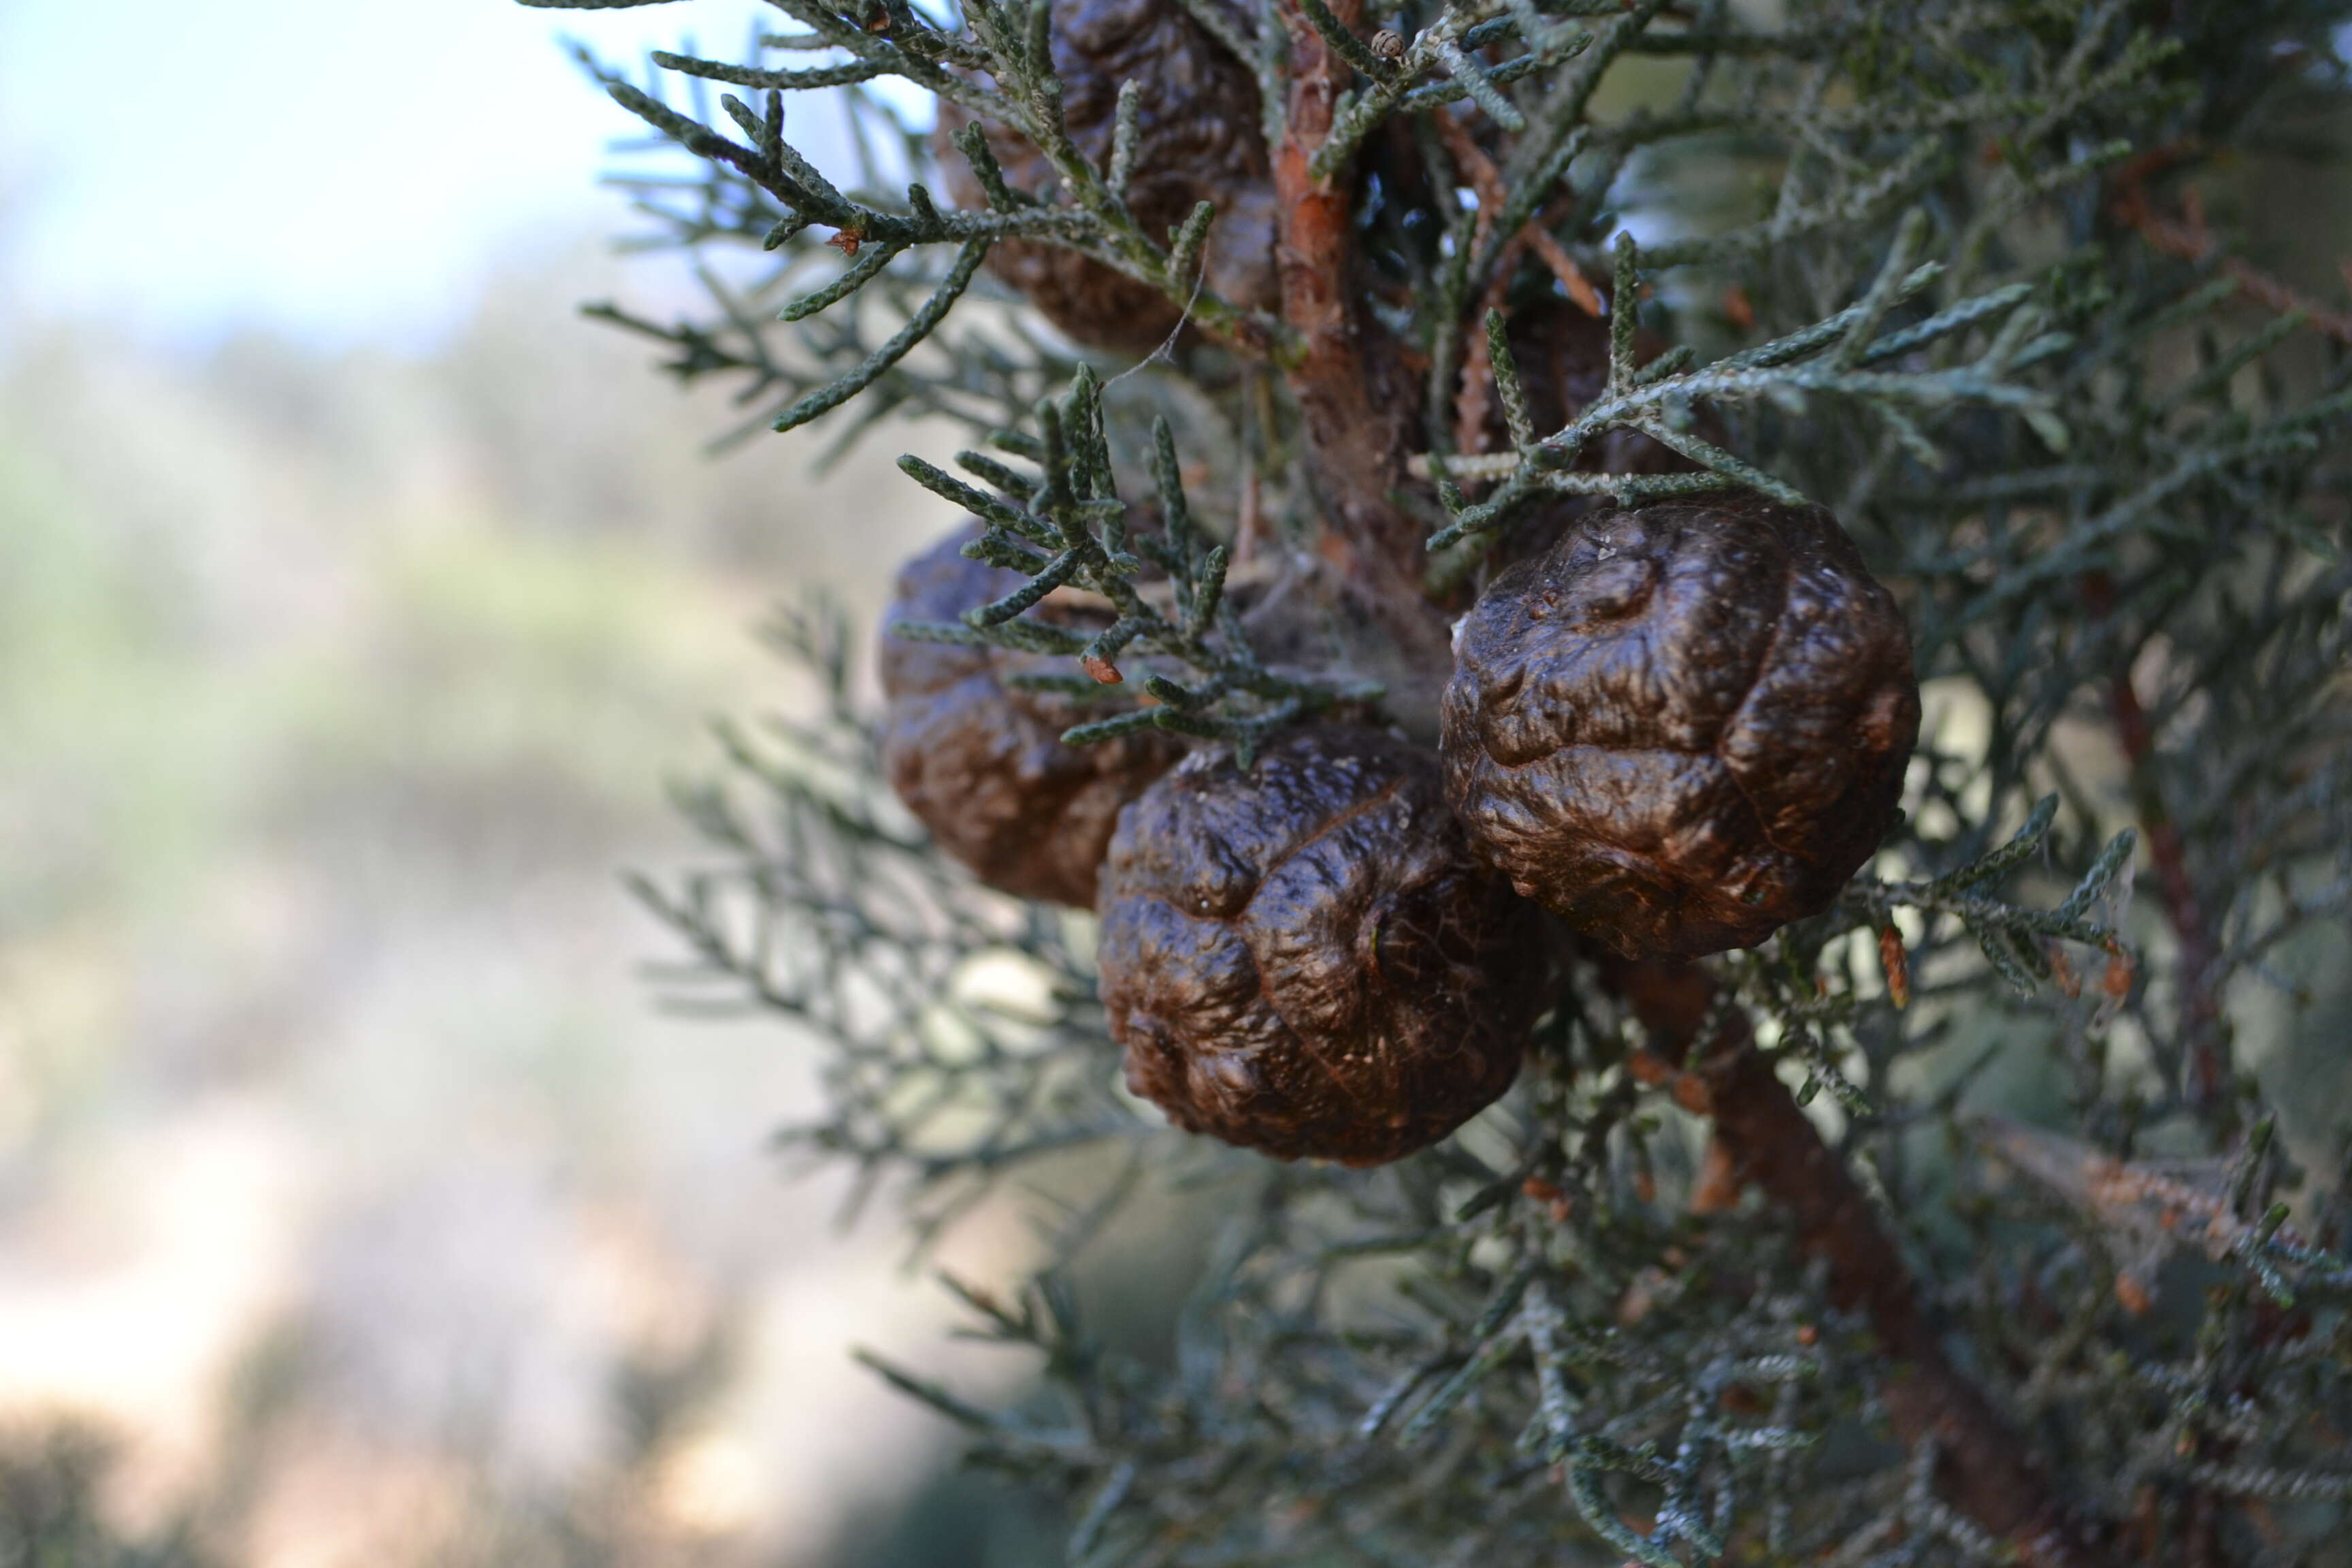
<box><xmin>544</xmin><ymin>0</ymin><xmax>2352</xmax><ymax>1558</ymax></box>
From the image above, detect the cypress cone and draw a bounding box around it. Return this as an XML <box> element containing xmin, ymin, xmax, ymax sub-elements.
<box><xmin>1098</xmin><ymin>724</ymin><xmax>1540</xmax><ymax>1165</ymax></box>
<box><xmin>879</xmin><ymin>521</ymin><xmax>1184</xmax><ymax>907</ymax></box>
<box><xmin>1440</xmin><ymin>491</ymin><xmax>1921</xmax><ymax>960</ymax></box>
<box><xmin>934</xmin><ymin>0</ymin><xmax>1278</xmax><ymax>351</ymax></box>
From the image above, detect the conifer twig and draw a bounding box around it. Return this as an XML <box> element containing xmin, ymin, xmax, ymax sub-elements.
<box><xmin>1607</xmin><ymin>957</ymin><xmax>2127</xmax><ymax>1568</ymax></box>
<box><xmin>2082</xmin><ymin>570</ymin><xmax>2222</xmax><ymax>1103</ymax></box>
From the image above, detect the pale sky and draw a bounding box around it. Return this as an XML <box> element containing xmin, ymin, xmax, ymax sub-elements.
<box><xmin>0</xmin><ymin>0</ymin><xmax>861</xmax><ymax>348</ymax></box>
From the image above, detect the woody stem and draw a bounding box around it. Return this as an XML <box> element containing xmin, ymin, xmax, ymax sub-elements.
<box><xmin>1269</xmin><ymin>0</ymin><xmax>1458</xmax><ymax>726</ymax></box>
<box><xmin>1607</xmin><ymin>956</ymin><xmax>2125</xmax><ymax>1568</ymax></box>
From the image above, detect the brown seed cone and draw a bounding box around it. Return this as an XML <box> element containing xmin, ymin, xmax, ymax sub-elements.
<box><xmin>1439</xmin><ymin>491</ymin><xmax>1921</xmax><ymax>960</ymax></box>
<box><xmin>880</xmin><ymin>521</ymin><xmax>1184</xmax><ymax>908</ymax></box>
<box><xmin>932</xmin><ymin>0</ymin><xmax>1278</xmax><ymax>352</ymax></box>
<box><xmin>1098</xmin><ymin>725</ymin><xmax>1541</xmax><ymax>1166</ymax></box>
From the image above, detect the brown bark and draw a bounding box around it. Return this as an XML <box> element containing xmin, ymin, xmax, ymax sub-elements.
<box><xmin>1607</xmin><ymin>956</ymin><xmax>2125</xmax><ymax>1568</ymax></box>
<box><xmin>1270</xmin><ymin>0</ymin><xmax>1456</xmax><ymax>733</ymax></box>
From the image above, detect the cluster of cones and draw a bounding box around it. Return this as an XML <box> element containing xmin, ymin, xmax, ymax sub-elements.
<box><xmin>880</xmin><ymin>0</ymin><xmax>1920</xmax><ymax>1164</ymax></box>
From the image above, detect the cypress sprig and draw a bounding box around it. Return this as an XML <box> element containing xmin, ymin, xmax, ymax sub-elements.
<box><xmin>546</xmin><ymin>0</ymin><xmax>1284</xmax><ymax>444</ymax></box>
<box><xmin>894</xmin><ymin>383</ymin><xmax>1382</xmax><ymax>751</ymax></box>
<box><xmin>1418</xmin><ymin>239</ymin><xmax>2065</xmax><ymax>546</ymax></box>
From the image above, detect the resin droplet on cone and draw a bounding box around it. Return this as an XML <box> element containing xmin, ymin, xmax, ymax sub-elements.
<box><xmin>879</xmin><ymin>522</ymin><xmax>1183</xmax><ymax>908</ymax></box>
<box><xmin>1098</xmin><ymin>725</ymin><xmax>1539</xmax><ymax>1165</ymax></box>
<box><xmin>1440</xmin><ymin>491</ymin><xmax>1920</xmax><ymax>960</ymax></box>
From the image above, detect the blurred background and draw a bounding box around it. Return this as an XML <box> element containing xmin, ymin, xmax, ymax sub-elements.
<box><xmin>0</xmin><ymin>1</ymin><xmax>1088</xmax><ymax>1561</ymax></box>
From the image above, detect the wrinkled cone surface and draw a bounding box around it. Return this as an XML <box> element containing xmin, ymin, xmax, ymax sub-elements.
<box><xmin>880</xmin><ymin>522</ymin><xmax>1183</xmax><ymax>908</ymax></box>
<box><xmin>1441</xmin><ymin>492</ymin><xmax>1920</xmax><ymax>959</ymax></box>
<box><xmin>1099</xmin><ymin>725</ymin><xmax>1538</xmax><ymax>1164</ymax></box>
<box><xmin>935</xmin><ymin>0</ymin><xmax>1277</xmax><ymax>351</ymax></box>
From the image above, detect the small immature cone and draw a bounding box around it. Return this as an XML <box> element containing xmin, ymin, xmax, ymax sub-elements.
<box><xmin>1440</xmin><ymin>491</ymin><xmax>1921</xmax><ymax>960</ymax></box>
<box><xmin>1098</xmin><ymin>725</ymin><xmax>1539</xmax><ymax>1165</ymax></box>
<box><xmin>880</xmin><ymin>522</ymin><xmax>1183</xmax><ymax>908</ymax></box>
<box><xmin>934</xmin><ymin>0</ymin><xmax>1278</xmax><ymax>351</ymax></box>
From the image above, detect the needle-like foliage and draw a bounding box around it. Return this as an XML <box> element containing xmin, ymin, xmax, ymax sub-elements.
<box><xmin>538</xmin><ymin>0</ymin><xmax>2352</xmax><ymax>1558</ymax></box>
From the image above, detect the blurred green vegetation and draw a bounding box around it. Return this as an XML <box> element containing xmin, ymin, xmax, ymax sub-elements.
<box><xmin>0</xmin><ymin>249</ymin><xmax>1098</xmax><ymax>1566</ymax></box>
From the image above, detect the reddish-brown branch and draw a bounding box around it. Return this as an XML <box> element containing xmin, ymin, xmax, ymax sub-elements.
<box><xmin>1455</xmin><ymin>275</ymin><xmax>1512</xmax><ymax>461</ymax></box>
<box><xmin>1273</xmin><ymin>0</ymin><xmax>1422</xmax><ymax>583</ymax></box>
<box><xmin>2110</xmin><ymin>142</ymin><xmax>2352</xmax><ymax>346</ymax></box>
<box><xmin>2082</xmin><ymin>571</ymin><xmax>2223</xmax><ymax>1103</ymax></box>
<box><xmin>1271</xmin><ymin>0</ymin><xmax>1456</xmax><ymax>729</ymax></box>
<box><xmin>1608</xmin><ymin>957</ymin><xmax>2125</xmax><ymax>1568</ymax></box>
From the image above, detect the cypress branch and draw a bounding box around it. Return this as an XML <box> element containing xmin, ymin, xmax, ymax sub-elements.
<box><xmin>774</xmin><ymin>238</ymin><xmax>990</xmax><ymax>432</ymax></box>
<box><xmin>555</xmin><ymin>2</ymin><xmax>2352</xmax><ymax>1561</ymax></box>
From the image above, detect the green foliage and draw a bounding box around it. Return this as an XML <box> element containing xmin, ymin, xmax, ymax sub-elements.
<box><xmin>545</xmin><ymin>0</ymin><xmax>2352</xmax><ymax>1558</ymax></box>
<box><xmin>1420</xmin><ymin>220</ymin><xmax>2071</xmax><ymax>546</ymax></box>
<box><xmin>0</xmin><ymin>1426</ymin><xmax>214</xmax><ymax>1568</ymax></box>
<box><xmin>892</xmin><ymin>370</ymin><xmax>1384</xmax><ymax>753</ymax></box>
